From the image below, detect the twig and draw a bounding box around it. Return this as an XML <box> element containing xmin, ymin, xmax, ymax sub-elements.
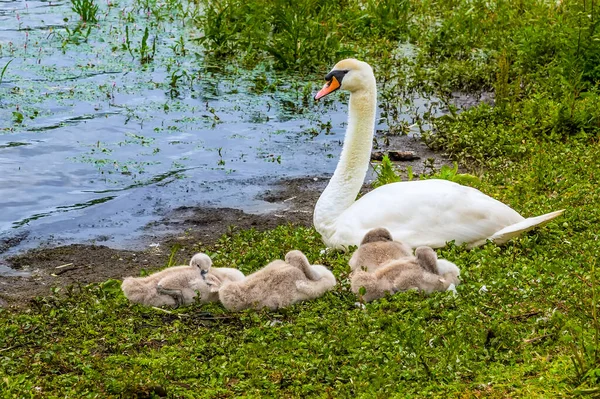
<box><xmin>0</xmin><ymin>343</ymin><xmax>23</xmax><ymax>352</ymax></box>
<box><xmin>151</xmin><ymin>306</ymin><xmax>189</xmax><ymax>317</ymax></box>
<box><xmin>195</xmin><ymin>315</ymin><xmax>237</xmax><ymax>320</ymax></box>
<box><xmin>574</xmin><ymin>273</ymin><xmax>593</xmax><ymax>288</ymax></box>
<box><xmin>522</xmin><ymin>334</ymin><xmax>552</xmax><ymax>344</ymax></box>
<box><xmin>54</xmin><ymin>266</ymin><xmax>78</xmax><ymax>276</ymax></box>
<box><xmin>509</xmin><ymin>310</ymin><xmax>542</xmax><ymax>320</ymax></box>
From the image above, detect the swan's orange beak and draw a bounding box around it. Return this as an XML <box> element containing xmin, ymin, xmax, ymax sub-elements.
<box><xmin>314</xmin><ymin>76</ymin><xmax>341</xmax><ymax>101</ymax></box>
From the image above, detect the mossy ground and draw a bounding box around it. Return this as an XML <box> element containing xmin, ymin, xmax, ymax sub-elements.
<box><xmin>2</xmin><ymin>0</ymin><xmax>600</xmax><ymax>397</ymax></box>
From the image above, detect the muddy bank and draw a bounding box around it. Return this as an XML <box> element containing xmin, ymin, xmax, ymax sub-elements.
<box><xmin>0</xmin><ymin>178</ymin><xmax>315</xmax><ymax>306</ymax></box>
<box><xmin>0</xmin><ymin>134</ymin><xmax>450</xmax><ymax>307</ymax></box>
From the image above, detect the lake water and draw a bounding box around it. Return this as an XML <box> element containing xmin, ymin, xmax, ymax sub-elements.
<box><xmin>0</xmin><ymin>0</ymin><xmax>436</xmax><ymax>275</ymax></box>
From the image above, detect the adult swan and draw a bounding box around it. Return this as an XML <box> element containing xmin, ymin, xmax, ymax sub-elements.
<box><xmin>313</xmin><ymin>59</ymin><xmax>564</xmax><ymax>250</ymax></box>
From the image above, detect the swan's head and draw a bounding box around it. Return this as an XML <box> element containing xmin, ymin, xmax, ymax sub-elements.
<box><xmin>189</xmin><ymin>253</ymin><xmax>213</xmax><ymax>276</ymax></box>
<box><xmin>314</xmin><ymin>59</ymin><xmax>375</xmax><ymax>100</ymax></box>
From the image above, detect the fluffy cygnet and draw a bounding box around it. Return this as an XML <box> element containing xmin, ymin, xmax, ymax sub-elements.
<box><xmin>121</xmin><ymin>253</ymin><xmax>244</xmax><ymax>307</ymax></box>
<box><xmin>350</xmin><ymin>246</ymin><xmax>460</xmax><ymax>302</ymax></box>
<box><xmin>213</xmin><ymin>250</ymin><xmax>336</xmax><ymax>311</ymax></box>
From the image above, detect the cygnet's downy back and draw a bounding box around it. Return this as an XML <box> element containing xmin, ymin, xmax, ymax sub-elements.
<box><xmin>217</xmin><ymin>250</ymin><xmax>336</xmax><ymax>311</ymax></box>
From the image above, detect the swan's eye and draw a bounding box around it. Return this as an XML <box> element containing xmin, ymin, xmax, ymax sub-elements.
<box><xmin>315</xmin><ymin>75</ymin><xmax>341</xmax><ymax>100</ymax></box>
<box><xmin>315</xmin><ymin>69</ymin><xmax>348</xmax><ymax>100</ymax></box>
<box><xmin>324</xmin><ymin>69</ymin><xmax>349</xmax><ymax>82</ymax></box>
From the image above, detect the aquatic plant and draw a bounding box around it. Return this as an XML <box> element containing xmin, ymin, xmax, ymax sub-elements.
<box><xmin>12</xmin><ymin>111</ymin><xmax>23</xmax><ymax>124</ymax></box>
<box><xmin>60</xmin><ymin>24</ymin><xmax>92</xmax><ymax>47</ymax></box>
<box><xmin>0</xmin><ymin>59</ymin><xmax>12</xmax><ymax>86</ymax></box>
<box><xmin>194</xmin><ymin>1</ymin><xmax>244</xmax><ymax>59</ymax></box>
<box><xmin>70</xmin><ymin>0</ymin><xmax>99</xmax><ymax>23</ymax></box>
<box><xmin>261</xmin><ymin>0</ymin><xmax>342</xmax><ymax>71</ymax></box>
<box><xmin>124</xmin><ymin>25</ymin><xmax>156</xmax><ymax>65</ymax></box>
<box><xmin>139</xmin><ymin>26</ymin><xmax>156</xmax><ymax>64</ymax></box>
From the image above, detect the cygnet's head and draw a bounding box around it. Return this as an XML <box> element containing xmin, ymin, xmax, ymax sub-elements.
<box><xmin>189</xmin><ymin>253</ymin><xmax>213</xmax><ymax>276</ymax></box>
<box><xmin>360</xmin><ymin>227</ymin><xmax>394</xmax><ymax>245</ymax></box>
<box><xmin>314</xmin><ymin>59</ymin><xmax>375</xmax><ymax>100</ymax></box>
<box><xmin>285</xmin><ymin>250</ymin><xmax>310</xmax><ymax>268</ymax></box>
<box><xmin>414</xmin><ymin>246</ymin><xmax>437</xmax><ymax>268</ymax></box>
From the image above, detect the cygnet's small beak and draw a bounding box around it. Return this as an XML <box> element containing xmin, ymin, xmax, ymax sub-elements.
<box><xmin>201</xmin><ymin>269</ymin><xmax>208</xmax><ymax>279</ymax></box>
<box><xmin>314</xmin><ymin>76</ymin><xmax>341</xmax><ymax>101</ymax></box>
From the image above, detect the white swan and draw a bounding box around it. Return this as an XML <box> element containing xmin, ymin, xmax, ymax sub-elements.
<box><xmin>313</xmin><ymin>58</ymin><xmax>564</xmax><ymax>250</ymax></box>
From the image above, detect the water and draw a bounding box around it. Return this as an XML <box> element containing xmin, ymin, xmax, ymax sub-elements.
<box><xmin>0</xmin><ymin>0</ymin><xmax>434</xmax><ymax>274</ymax></box>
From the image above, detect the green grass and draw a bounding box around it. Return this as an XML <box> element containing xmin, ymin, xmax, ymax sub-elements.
<box><xmin>0</xmin><ymin>179</ymin><xmax>597</xmax><ymax>398</ymax></box>
<box><xmin>2</xmin><ymin>0</ymin><xmax>600</xmax><ymax>396</ymax></box>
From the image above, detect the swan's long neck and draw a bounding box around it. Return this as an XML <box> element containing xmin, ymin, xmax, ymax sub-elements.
<box><xmin>314</xmin><ymin>85</ymin><xmax>377</xmax><ymax>237</ymax></box>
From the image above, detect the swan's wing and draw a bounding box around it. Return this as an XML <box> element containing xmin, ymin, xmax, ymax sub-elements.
<box><xmin>334</xmin><ymin>179</ymin><xmax>524</xmax><ymax>248</ymax></box>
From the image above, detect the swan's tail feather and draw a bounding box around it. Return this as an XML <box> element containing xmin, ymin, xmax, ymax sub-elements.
<box><xmin>487</xmin><ymin>209</ymin><xmax>565</xmax><ymax>246</ymax></box>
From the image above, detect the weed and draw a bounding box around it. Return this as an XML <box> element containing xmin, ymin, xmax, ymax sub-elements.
<box><xmin>568</xmin><ymin>259</ymin><xmax>600</xmax><ymax>394</ymax></box>
<box><xmin>167</xmin><ymin>70</ymin><xmax>186</xmax><ymax>98</ymax></box>
<box><xmin>60</xmin><ymin>24</ymin><xmax>92</xmax><ymax>47</ymax></box>
<box><xmin>428</xmin><ymin>162</ymin><xmax>480</xmax><ymax>186</ymax></box>
<box><xmin>373</xmin><ymin>156</ymin><xmax>479</xmax><ymax>188</ymax></box>
<box><xmin>124</xmin><ymin>25</ymin><xmax>156</xmax><ymax>65</ymax></box>
<box><xmin>71</xmin><ymin>0</ymin><xmax>99</xmax><ymax>23</ymax></box>
<box><xmin>194</xmin><ymin>1</ymin><xmax>243</xmax><ymax>59</ymax></box>
<box><xmin>139</xmin><ymin>26</ymin><xmax>156</xmax><ymax>64</ymax></box>
<box><xmin>0</xmin><ymin>59</ymin><xmax>13</xmax><ymax>85</ymax></box>
<box><xmin>12</xmin><ymin>111</ymin><xmax>23</xmax><ymax>124</ymax></box>
<box><xmin>193</xmin><ymin>0</ymin><xmax>410</xmax><ymax>72</ymax></box>
<box><xmin>124</xmin><ymin>25</ymin><xmax>134</xmax><ymax>58</ymax></box>
<box><xmin>171</xmin><ymin>35</ymin><xmax>186</xmax><ymax>57</ymax></box>
<box><xmin>372</xmin><ymin>155</ymin><xmax>401</xmax><ymax>188</ymax></box>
